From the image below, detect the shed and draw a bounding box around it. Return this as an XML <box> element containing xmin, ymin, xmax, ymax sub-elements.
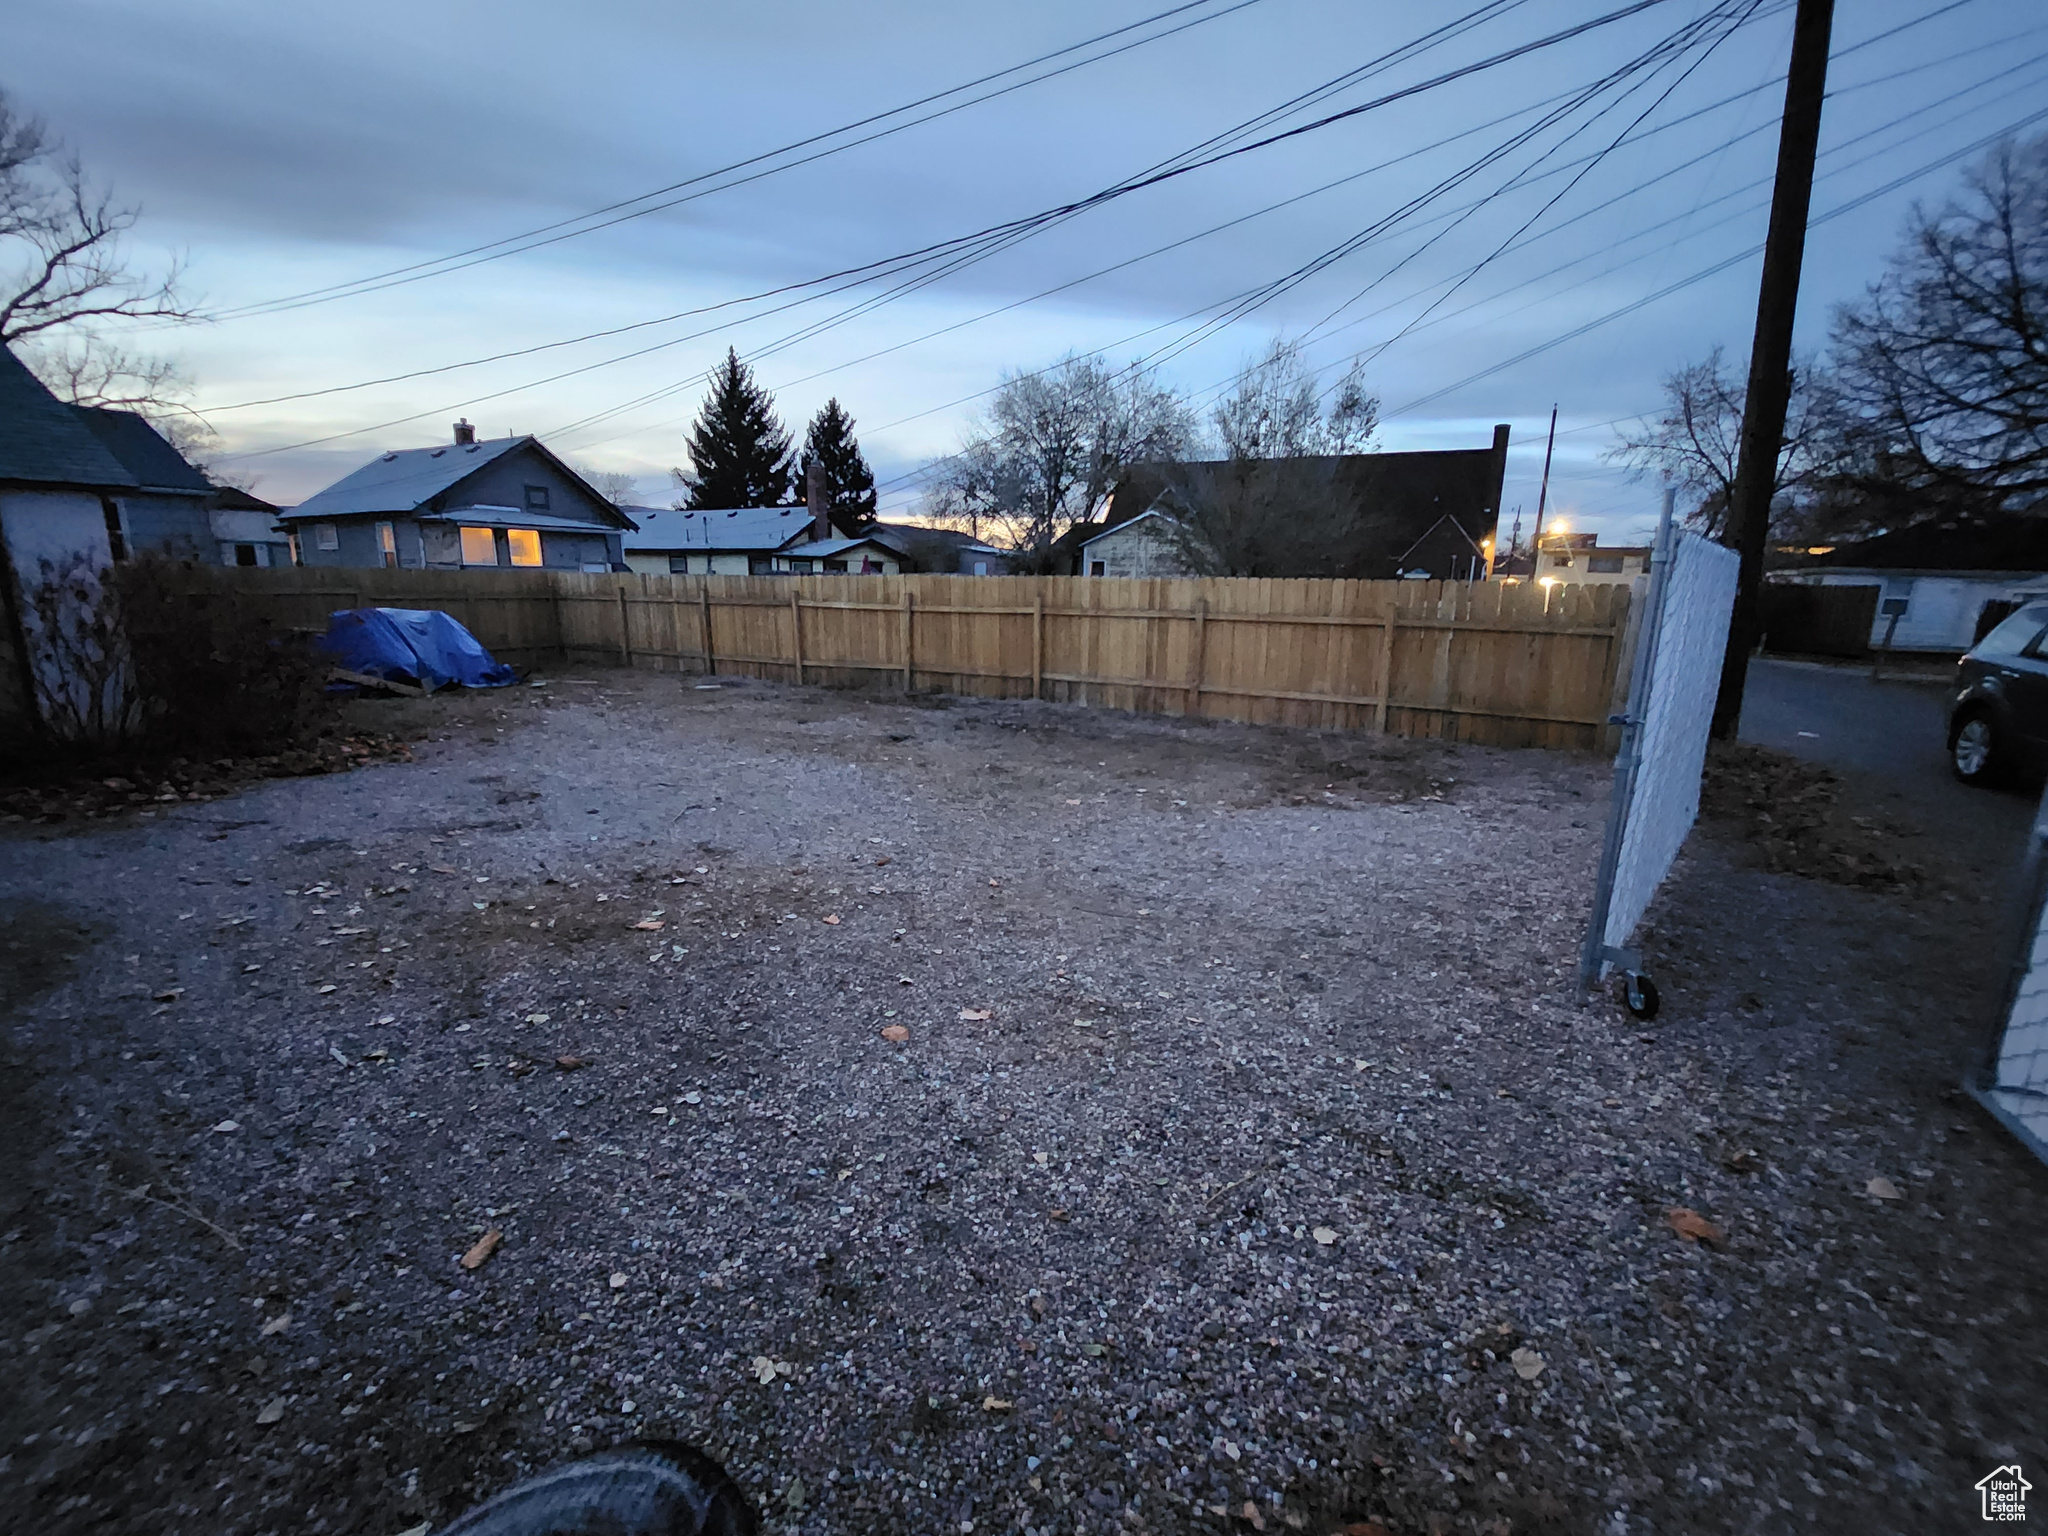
<box><xmin>1771</xmin><ymin>516</ymin><xmax>2048</xmax><ymax>653</ymax></box>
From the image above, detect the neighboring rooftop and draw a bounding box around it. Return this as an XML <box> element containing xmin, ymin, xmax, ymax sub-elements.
<box><xmin>71</xmin><ymin>406</ymin><xmax>212</xmax><ymax>495</ymax></box>
<box><xmin>1794</xmin><ymin>515</ymin><xmax>2048</xmax><ymax>573</ymax></box>
<box><xmin>0</xmin><ymin>344</ymin><xmax>138</xmax><ymax>490</ymax></box>
<box><xmin>283</xmin><ymin>436</ymin><xmax>527</xmax><ymax>519</ymax></box>
<box><xmin>622</xmin><ymin>504</ymin><xmax>819</xmax><ymax>553</ymax></box>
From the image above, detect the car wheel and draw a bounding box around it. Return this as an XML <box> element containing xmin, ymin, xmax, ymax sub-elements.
<box><xmin>1951</xmin><ymin>712</ymin><xmax>2000</xmax><ymax>784</ymax></box>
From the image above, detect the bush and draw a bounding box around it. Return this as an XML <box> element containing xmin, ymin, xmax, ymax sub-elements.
<box><xmin>5</xmin><ymin>554</ymin><xmax>333</xmax><ymax>767</ymax></box>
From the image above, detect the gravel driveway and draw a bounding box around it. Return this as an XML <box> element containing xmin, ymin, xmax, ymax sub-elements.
<box><xmin>2</xmin><ymin>671</ymin><xmax>2041</xmax><ymax>1536</ymax></box>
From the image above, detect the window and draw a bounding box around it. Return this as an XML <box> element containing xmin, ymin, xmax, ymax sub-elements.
<box><xmin>972</xmin><ymin>561</ymin><xmax>989</xmax><ymax>576</ymax></box>
<box><xmin>287</xmin><ymin>531</ymin><xmax>302</xmax><ymax>567</ymax></box>
<box><xmin>234</xmin><ymin>543</ymin><xmax>258</xmax><ymax>567</ymax></box>
<box><xmin>1588</xmin><ymin>554</ymin><xmax>1623</xmax><ymax>574</ymax></box>
<box><xmin>789</xmin><ymin>558</ymin><xmax>814</xmax><ymax>574</ymax></box>
<box><xmin>314</xmin><ymin>522</ymin><xmax>339</xmax><ymax>552</ymax></box>
<box><xmin>100</xmin><ymin>498</ymin><xmax>127</xmax><ymax>562</ymax></box>
<box><xmin>668</xmin><ymin>555</ymin><xmax>691</xmax><ymax>574</ymax></box>
<box><xmin>823</xmin><ymin>559</ymin><xmax>848</xmax><ymax>573</ymax></box>
<box><xmin>506</xmin><ymin>528</ymin><xmax>543</xmax><ymax>567</ymax></box>
<box><xmin>376</xmin><ymin>521</ymin><xmax>398</xmax><ymax>568</ymax></box>
<box><xmin>1089</xmin><ymin>560</ymin><xmax>1106</xmax><ymax>577</ymax></box>
<box><xmin>1975</xmin><ymin>605</ymin><xmax>2048</xmax><ymax>658</ymax></box>
<box><xmin>523</xmin><ymin>484</ymin><xmax>551</xmax><ymax>510</ymax></box>
<box><xmin>460</xmin><ymin>526</ymin><xmax>499</xmax><ymax>565</ymax></box>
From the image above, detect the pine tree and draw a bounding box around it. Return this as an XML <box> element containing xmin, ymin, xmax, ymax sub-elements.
<box><xmin>793</xmin><ymin>397</ymin><xmax>878</xmax><ymax>529</ymax></box>
<box><xmin>677</xmin><ymin>349</ymin><xmax>793</xmax><ymax>509</ymax></box>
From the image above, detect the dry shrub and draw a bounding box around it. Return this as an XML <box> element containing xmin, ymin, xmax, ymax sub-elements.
<box><xmin>1697</xmin><ymin>742</ymin><xmax>1926</xmax><ymax>890</ymax></box>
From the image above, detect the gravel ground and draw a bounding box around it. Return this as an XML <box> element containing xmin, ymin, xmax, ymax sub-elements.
<box><xmin>2</xmin><ymin>670</ymin><xmax>2042</xmax><ymax>1536</ymax></box>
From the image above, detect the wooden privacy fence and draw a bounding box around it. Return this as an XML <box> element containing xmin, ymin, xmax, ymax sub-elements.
<box><xmin>179</xmin><ymin>568</ymin><xmax>1638</xmax><ymax>751</ymax></box>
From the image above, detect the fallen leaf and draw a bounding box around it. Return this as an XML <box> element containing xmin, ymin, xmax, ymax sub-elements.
<box><xmin>608</xmin><ymin>1271</ymin><xmax>628</xmax><ymax>1290</ymax></box>
<box><xmin>1866</xmin><ymin>1176</ymin><xmax>1903</xmax><ymax>1201</ymax></box>
<box><xmin>1722</xmin><ymin>1148</ymin><xmax>1764</xmax><ymax>1174</ymax></box>
<box><xmin>316</xmin><ymin>984</ymin><xmax>338</xmax><ymax>995</ymax></box>
<box><xmin>429</xmin><ymin>865</ymin><xmax>459</xmax><ymax>875</ymax></box>
<box><xmin>958</xmin><ymin>1008</ymin><xmax>993</xmax><ymax>1021</ymax></box>
<box><xmin>1312</xmin><ymin>1226</ymin><xmax>1338</xmax><ymax>1246</ymax></box>
<box><xmin>1065</xmin><ymin>798</ymin><xmax>1082</xmax><ymax>805</ymax></box>
<box><xmin>822</xmin><ymin>914</ymin><xmax>842</xmax><ymax>926</ymax></box>
<box><xmin>460</xmin><ymin>1229</ymin><xmax>502</xmax><ymax>1270</ymax></box>
<box><xmin>525</xmin><ymin>1012</ymin><xmax>551</xmax><ymax>1024</ymax></box>
<box><xmin>631</xmin><ymin>919</ymin><xmax>666</xmax><ymax>932</ymax></box>
<box><xmin>555</xmin><ymin>1055</ymin><xmax>588</xmax><ymax>1070</ymax></box>
<box><xmin>254</xmin><ymin>1397</ymin><xmax>285</xmax><ymax>1425</ymax></box>
<box><xmin>329</xmin><ymin>1046</ymin><xmax>349</xmax><ymax>1067</ymax></box>
<box><xmin>880</xmin><ymin>1024</ymin><xmax>910</xmax><ymax>1043</ymax></box>
<box><xmin>212</xmin><ymin>1119</ymin><xmax>241</xmax><ymax>1134</ymax></box>
<box><xmin>259</xmin><ymin>1311</ymin><xmax>291</xmax><ymax>1337</ymax></box>
<box><xmin>1049</xmin><ymin>1207</ymin><xmax>1069</xmax><ymax>1222</ymax></box>
<box><xmin>153</xmin><ymin>987</ymin><xmax>184</xmax><ymax>1002</ymax></box>
<box><xmin>1666</xmin><ymin>1207</ymin><xmax>1726</xmax><ymax>1246</ymax></box>
<box><xmin>1242</xmin><ymin>1501</ymin><xmax>1266</xmax><ymax>1531</ymax></box>
<box><xmin>874</xmin><ymin>855</ymin><xmax>891</xmax><ymax>866</ymax></box>
<box><xmin>1082</xmin><ymin>1341</ymin><xmax>1106</xmax><ymax>1356</ymax></box>
<box><xmin>982</xmin><ymin>1395</ymin><xmax>1012</xmax><ymax>1412</ymax></box>
<box><xmin>395</xmin><ymin>1525</ymin><xmax>431</xmax><ymax>1536</ymax></box>
<box><xmin>1510</xmin><ymin>1346</ymin><xmax>1545</xmax><ymax>1380</ymax></box>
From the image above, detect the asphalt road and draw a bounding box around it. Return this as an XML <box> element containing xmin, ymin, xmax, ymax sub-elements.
<box><xmin>1737</xmin><ymin>656</ymin><xmax>2039</xmax><ymax>880</ymax></box>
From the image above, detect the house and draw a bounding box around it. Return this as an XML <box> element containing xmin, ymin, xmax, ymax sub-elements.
<box><xmin>620</xmin><ymin>504</ymin><xmax>854</xmax><ymax>575</ymax></box>
<box><xmin>1087</xmin><ymin>425</ymin><xmax>1511</xmax><ymax>578</ymax></box>
<box><xmin>1771</xmin><ymin>515</ymin><xmax>2048</xmax><ymax>652</ymax></box>
<box><xmin>777</xmin><ymin>536</ymin><xmax>902</xmax><ymax>575</ymax></box>
<box><xmin>1080</xmin><ymin>509</ymin><xmax>1189</xmax><ymax>578</ymax></box>
<box><xmin>867</xmin><ymin>523</ymin><xmax>1009</xmax><ymax>575</ymax></box>
<box><xmin>278</xmin><ymin>420</ymin><xmax>635</xmax><ymax>571</ymax></box>
<box><xmin>210</xmin><ymin>485</ymin><xmax>291</xmax><ymax>567</ymax></box>
<box><xmin>0</xmin><ymin>344</ymin><xmax>218</xmax><ymax>731</ymax></box>
<box><xmin>1520</xmin><ymin>531</ymin><xmax>1653</xmax><ymax>587</ymax></box>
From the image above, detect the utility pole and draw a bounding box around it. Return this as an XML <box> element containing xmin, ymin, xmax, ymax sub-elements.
<box><xmin>1529</xmin><ymin>406</ymin><xmax>1558</xmax><ymax>573</ymax></box>
<box><xmin>1711</xmin><ymin>0</ymin><xmax>1834</xmax><ymax>738</ymax></box>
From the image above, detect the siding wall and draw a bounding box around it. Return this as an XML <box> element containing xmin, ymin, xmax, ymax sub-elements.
<box><xmin>1783</xmin><ymin>570</ymin><xmax>2048</xmax><ymax>651</ymax></box>
<box><xmin>117</xmin><ymin>492</ymin><xmax>212</xmax><ymax>559</ymax></box>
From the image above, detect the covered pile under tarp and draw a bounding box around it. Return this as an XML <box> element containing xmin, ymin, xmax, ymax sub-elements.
<box><xmin>319</xmin><ymin>608</ymin><xmax>517</xmax><ymax>692</ymax></box>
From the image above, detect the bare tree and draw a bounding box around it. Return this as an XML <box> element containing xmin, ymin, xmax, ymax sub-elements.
<box><xmin>0</xmin><ymin>88</ymin><xmax>197</xmax><ymax>417</ymax></box>
<box><xmin>1605</xmin><ymin>345</ymin><xmax>1834</xmax><ymax>541</ymax></box>
<box><xmin>1160</xmin><ymin>340</ymin><xmax>1384</xmax><ymax>576</ymax></box>
<box><xmin>920</xmin><ymin>354</ymin><xmax>1194</xmax><ymax>571</ymax></box>
<box><xmin>1829</xmin><ymin>133</ymin><xmax>2048</xmax><ymax>516</ymax></box>
<box><xmin>571</xmin><ymin>464</ymin><xmax>641</xmax><ymax>506</ymax></box>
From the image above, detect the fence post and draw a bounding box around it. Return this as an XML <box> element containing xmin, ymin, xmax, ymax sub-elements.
<box><xmin>790</xmin><ymin>588</ymin><xmax>804</xmax><ymax>685</ymax></box>
<box><xmin>1187</xmin><ymin>596</ymin><xmax>1207</xmax><ymax>717</ymax></box>
<box><xmin>900</xmin><ymin>590</ymin><xmax>914</xmax><ymax>692</ymax></box>
<box><xmin>1374</xmin><ymin>609</ymin><xmax>1397</xmax><ymax>733</ymax></box>
<box><xmin>1032</xmin><ymin>592</ymin><xmax>1045</xmax><ymax>700</ymax></box>
<box><xmin>616</xmin><ymin>581</ymin><xmax>633</xmax><ymax>669</ymax></box>
<box><xmin>699</xmin><ymin>585</ymin><xmax>714</xmax><ymax>674</ymax></box>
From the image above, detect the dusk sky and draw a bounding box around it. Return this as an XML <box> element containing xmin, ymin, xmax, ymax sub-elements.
<box><xmin>5</xmin><ymin>0</ymin><xmax>2044</xmax><ymax>543</ymax></box>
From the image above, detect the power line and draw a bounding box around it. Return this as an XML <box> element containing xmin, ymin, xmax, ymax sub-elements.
<box><xmin>216</xmin><ymin>0</ymin><xmax>1681</xmax><ymax>460</ymax></box>
<box><xmin>211</xmin><ymin>0</ymin><xmax>1276</xmax><ymax>320</ymax></box>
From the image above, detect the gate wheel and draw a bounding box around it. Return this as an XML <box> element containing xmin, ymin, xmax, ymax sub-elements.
<box><xmin>1622</xmin><ymin>971</ymin><xmax>1661</xmax><ymax>1021</ymax></box>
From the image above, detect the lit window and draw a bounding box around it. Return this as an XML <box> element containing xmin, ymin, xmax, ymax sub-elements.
<box><xmin>460</xmin><ymin>526</ymin><xmax>499</xmax><ymax>565</ymax></box>
<box><xmin>314</xmin><ymin>523</ymin><xmax>339</xmax><ymax>552</ymax></box>
<box><xmin>507</xmin><ymin>528</ymin><xmax>542</xmax><ymax>567</ymax></box>
<box><xmin>523</xmin><ymin>484</ymin><xmax>550</xmax><ymax>510</ymax></box>
<box><xmin>376</xmin><ymin>521</ymin><xmax>398</xmax><ymax>568</ymax></box>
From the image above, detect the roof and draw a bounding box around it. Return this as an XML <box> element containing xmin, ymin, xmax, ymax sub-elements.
<box><xmin>282</xmin><ymin>435</ymin><xmax>635</xmax><ymax>529</ymax></box>
<box><xmin>788</xmin><ymin>536</ymin><xmax>896</xmax><ymax>559</ymax></box>
<box><xmin>70</xmin><ymin>407</ymin><xmax>212</xmax><ymax>494</ymax></box>
<box><xmin>1795</xmin><ymin>515</ymin><xmax>2048</xmax><ymax>574</ymax></box>
<box><xmin>622</xmin><ymin>504</ymin><xmax>824</xmax><ymax>553</ymax></box>
<box><xmin>211</xmin><ymin>485</ymin><xmax>279</xmax><ymax>512</ymax></box>
<box><xmin>285</xmin><ymin>436</ymin><xmax>526</xmax><ymax>518</ymax></box>
<box><xmin>0</xmin><ymin>344</ymin><xmax>138</xmax><ymax>489</ymax></box>
<box><xmin>423</xmin><ymin>505</ymin><xmax>620</xmax><ymax>534</ymax></box>
<box><xmin>1082</xmin><ymin>507</ymin><xmax>1180</xmax><ymax>548</ymax></box>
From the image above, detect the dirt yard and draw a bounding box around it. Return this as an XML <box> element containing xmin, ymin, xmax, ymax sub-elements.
<box><xmin>2</xmin><ymin>671</ymin><xmax>2042</xmax><ymax>1536</ymax></box>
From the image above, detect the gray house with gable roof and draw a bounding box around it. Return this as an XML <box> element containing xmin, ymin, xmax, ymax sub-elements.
<box><xmin>278</xmin><ymin>420</ymin><xmax>636</xmax><ymax>571</ymax></box>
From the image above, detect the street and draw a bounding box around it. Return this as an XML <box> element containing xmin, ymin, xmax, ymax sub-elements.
<box><xmin>1737</xmin><ymin>656</ymin><xmax>2038</xmax><ymax>881</ymax></box>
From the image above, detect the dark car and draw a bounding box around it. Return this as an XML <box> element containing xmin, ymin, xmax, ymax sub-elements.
<box><xmin>1949</xmin><ymin>599</ymin><xmax>2048</xmax><ymax>784</ymax></box>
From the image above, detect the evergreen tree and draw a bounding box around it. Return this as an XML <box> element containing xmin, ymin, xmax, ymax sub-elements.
<box><xmin>676</xmin><ymin>349</ymin><xmax>793</xmax><ymax>509</ymax></box>
<box><xmin>793</xmin><ymin>397</ymin><xmax>878</xmax><ymax>529</ymax></box>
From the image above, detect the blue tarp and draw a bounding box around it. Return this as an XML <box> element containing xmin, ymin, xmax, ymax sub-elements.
<box><xmin>318</xmin><ymin>608</ymin><xmax>517</xmax><ymax>692</ymax></box>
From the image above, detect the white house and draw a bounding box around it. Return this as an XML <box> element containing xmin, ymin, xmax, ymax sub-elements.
<box><xmin>621</xmin><ymin>504</ymin><xmax>861</xmax><ymax>575</ymax></box>
<box><xmin>1079</xmin><ymin>508</ymin><xmax>1190</xmax><ymax>578</ymax></box>
<box><xmin>1772</xmin><ymin>516</ymin><xmax>2048</xmax><ymax>652</ymax></box>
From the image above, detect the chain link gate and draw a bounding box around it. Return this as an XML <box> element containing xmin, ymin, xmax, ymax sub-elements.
<box><xmin>1580</xmin><ymin>495</ymin><xmax>1741</xmax><ymax>1014</ymax></box>
<box><xmin>1973</xmin><ymin>787</ymin><xmax>2048</xmax><ymax>1167</ymax></box>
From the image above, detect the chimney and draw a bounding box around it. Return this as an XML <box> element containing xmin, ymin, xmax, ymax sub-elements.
<box><xmin>806</xmin><ymin>459</ymin><xmax>830</xmax><ymax>542</ymax></box>
<box><xmin>453</xmin><ymin>418</ymin><xmax>476</xmax><ymax>446</ymax></box>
